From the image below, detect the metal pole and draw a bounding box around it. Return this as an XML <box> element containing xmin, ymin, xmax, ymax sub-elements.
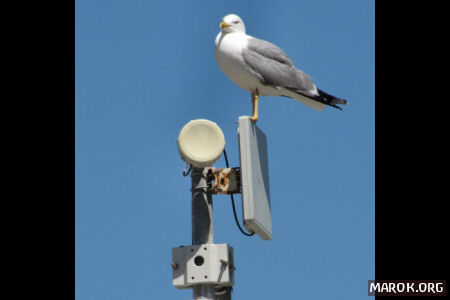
<box><xmin>191</xmin><ymin>167</ymin><xmax>232</xmax><ymax>300</ymax></box>
<box><xmin>191</xmin><ymin>167</ymin><xmax>216</xmax><ymax>299</ymax></box>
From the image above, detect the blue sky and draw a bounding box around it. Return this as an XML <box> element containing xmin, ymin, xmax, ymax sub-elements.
<box><xmin>75</xmin><ymin>0</ymin><xmax>374</xmax><ymax>299</ymax></box>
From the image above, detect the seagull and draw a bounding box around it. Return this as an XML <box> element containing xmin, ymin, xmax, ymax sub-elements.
<box><xmin>214</xmin><ymin>14</ymin><xmax>347</xmax><ymax>122</ymax></box>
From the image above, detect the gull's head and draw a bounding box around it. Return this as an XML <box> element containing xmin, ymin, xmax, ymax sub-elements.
<box><xmin>220</xmin><ymin>14</ymin><xmax>245</xmax><ymax>33</ymax></box>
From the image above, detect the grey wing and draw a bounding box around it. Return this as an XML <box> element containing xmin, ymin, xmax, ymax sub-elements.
<box><xmin>243</xmin><ymin>38</ymin><xmax>317</xmax><ymax>96</ymax></box>
<box><xmin>246</xmin><ymin>38</ymin><xmax>294</xmax><ymax>66</ymax></box>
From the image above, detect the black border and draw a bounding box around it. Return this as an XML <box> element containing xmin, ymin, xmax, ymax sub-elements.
<box><xmin>375</xmin><ymin>1</ymin><xmax>449</xmax><ymax>294</ymax></box>
<box><xmin>22</xmin><ymin>0</ymin><xmax>75</xmax><ymax>298</ymax></box>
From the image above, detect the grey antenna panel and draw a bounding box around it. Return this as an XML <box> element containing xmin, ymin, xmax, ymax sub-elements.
<box><xmin>237</xmin><ymin>116</ymin><xmax>272</xmax><ymax>240</ymax></box>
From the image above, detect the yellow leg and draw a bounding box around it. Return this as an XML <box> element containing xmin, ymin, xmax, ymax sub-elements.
<box><xmin>250</xmin><ymin>93</ymin><xmax>259</xmax><ymax>122</ymax></box>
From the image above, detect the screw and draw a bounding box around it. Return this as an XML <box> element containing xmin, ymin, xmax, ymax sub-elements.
<box><xmin>220</xmin><ymin>259</ymin><xmax>228</xmax><ymax>266</ymax></box>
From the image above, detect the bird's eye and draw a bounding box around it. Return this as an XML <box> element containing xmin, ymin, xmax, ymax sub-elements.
<box><xmin>233</xmin><ymin>20</ymin><xmax>239</xmax><ymax>24</ymax></box>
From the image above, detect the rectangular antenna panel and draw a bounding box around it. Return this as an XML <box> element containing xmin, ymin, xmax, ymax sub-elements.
<box><xmin>237</xmin><ymin>116</ymin><xmax>272</xmax><ymax>240</ymax></box>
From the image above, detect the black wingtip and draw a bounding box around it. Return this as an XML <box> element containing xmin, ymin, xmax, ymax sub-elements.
<box><xmin>285</xmin><ymin>87</ymin><xmax>348</xmax><ymax>110</ymax></box>
<box><xmin>317</xmin><ymin>89</ymin><xmax>347</xmax><ymax>110</ymax></box>
<box><xmin>331</xmin><ymin>104</ymin><xmax>343</xmax><ymax>110</ymax></box>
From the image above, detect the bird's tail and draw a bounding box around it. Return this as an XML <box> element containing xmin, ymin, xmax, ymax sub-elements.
<box><xmin>316</xmin><ymin>89</ymin><xmax>347</xmax><ymax>110</ymax></box>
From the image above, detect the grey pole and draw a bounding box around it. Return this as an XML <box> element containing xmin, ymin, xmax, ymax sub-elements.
<box><xmin>191</xmin><ymin>167</ymin><xmax>214</xmax><ymax>245</ymax></box>
<box><xmin>191</xmin><ymin>167</ymin><xmax>216</xmax><ymax>300</ymax></box>
<box><xmin>191</xmin><ymin>167</ymin><xmax>232</xmax><ymax>300</ymax></box>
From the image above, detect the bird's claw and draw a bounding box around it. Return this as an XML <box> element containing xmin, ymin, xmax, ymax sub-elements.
<box><xmin>249</xmin><ymin>115</ymin><xmax>258</xmax><ymax>123</ymax></box>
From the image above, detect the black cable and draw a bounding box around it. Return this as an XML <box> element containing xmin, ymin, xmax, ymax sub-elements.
<box><xmin>223</xmin><ymin>149</ymin><xmax>255</xmax><ymax>237</ymax></box>
<box><xmin>230</xmin><ymin>194</ymin><xmax>254</xmax><ymax>236</ymax></box>
<box><xmin>222</xmin><ymin>148</ymin><xmax>230</xmax><ymax>168</ymax></box>
<box><xmin>182</xmin><ymin>164</ymin><xmax>192</xmax><ymax>177</ymax></box>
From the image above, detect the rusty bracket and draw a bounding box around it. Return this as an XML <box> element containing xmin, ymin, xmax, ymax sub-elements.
<box><xmin>207</xmin><ymin>167</ymin><xmax>241</xmax><ymax>195</ymax></box>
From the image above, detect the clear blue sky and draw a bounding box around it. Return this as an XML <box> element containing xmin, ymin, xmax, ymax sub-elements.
<box><xmin>75</xmin><ymin>0</ymin><xmax>374</xmax><ymax>299</ymax></box>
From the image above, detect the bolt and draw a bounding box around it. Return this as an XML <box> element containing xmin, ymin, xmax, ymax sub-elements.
<box><xmin>220</xmin><ymin>259</ymin><xmax>228</xmax><ymax>266</ymax></box>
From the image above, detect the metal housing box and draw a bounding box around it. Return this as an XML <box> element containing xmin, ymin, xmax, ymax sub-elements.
<box><xmin>238</xmin><ymin>116</ymin><xmax>272</xmax><ymax>240</ymax></box>
<box><xmin>172</xmin><ymin>244</ymin><xmax>234</xmax><ymax>289</ymax></box>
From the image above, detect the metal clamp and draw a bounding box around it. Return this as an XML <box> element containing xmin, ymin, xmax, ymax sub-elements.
<box><xmin>208</xmin><ymin>167</ymin><xmax>241</xmax><ymax>195</ymax></box>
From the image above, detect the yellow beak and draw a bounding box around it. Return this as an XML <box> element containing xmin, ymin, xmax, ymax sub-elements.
<box><xmin>220</xmin><ymin>21</ymin><xmax>230</xmax><ymax>29</ymax></box>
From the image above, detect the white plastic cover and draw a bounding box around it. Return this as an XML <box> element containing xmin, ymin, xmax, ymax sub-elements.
<box><xmin>177</xmin><ymin>119</ymin><xmax>225</xmax><ymax>167</ymax></box>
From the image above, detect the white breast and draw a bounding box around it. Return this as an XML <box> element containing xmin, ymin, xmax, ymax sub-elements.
<box><xmin>214</xmin><ymin>32</ymin><xmax>262</xmax><ymax>93</ymax></box>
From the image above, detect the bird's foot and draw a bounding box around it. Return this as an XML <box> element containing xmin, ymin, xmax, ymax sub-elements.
<box><xmin>249</xmin><ymin>115</ymin><xmax>258</xmax><ymax>123</ymax></box>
